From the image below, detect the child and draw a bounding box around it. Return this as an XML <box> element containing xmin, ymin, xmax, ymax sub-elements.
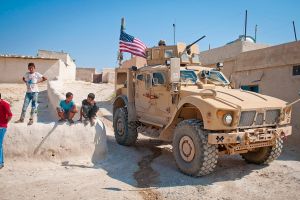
<box><xmin>57</xmin><ymin>92</ymin><xmax>77</xmax><ymax>124</ymax></box>
<box><xmin>78</xmin><ymin>93</ymin><xmax>99</xmax><ymax>126</ymax></box>
<box><xmin>15</xmin><ymin>63</ymin><xmax>47</xmax><ymax>125</ymax></box>
<box><xmin>0</xmin><ymin>93</ymin><xmax>13</xmax><ymax>169</ymax></box>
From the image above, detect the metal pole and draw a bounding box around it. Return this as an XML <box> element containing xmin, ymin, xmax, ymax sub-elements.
<box><xmin>173</xmin><ymin>23</ymin><xmax>176</xmax><ymax>45</ymax></box>
<box><xmin>244</xmin><ymin>10</ymin><xmax>247</xmax><ymax>41</ymax></box>
<box><xmin>293</xmin><ymin>21</ymin><xmax>298</xmax><ymax>41</ymax></box>
<box><xmin>255</xmin><ymin>24</ymin><xmax>257</xmax><ymax>42</ymax></box>
<box><xmin>119</xmin><ymin>17</ymin><xmax>125</xmax><ymax>67</ymax></box>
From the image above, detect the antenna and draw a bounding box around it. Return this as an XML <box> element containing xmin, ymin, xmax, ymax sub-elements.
<box><xmin>293</xmin><ymin>21</ymin><xmax>298</xmax><ymax>41</ymax></box>
<box><xmin>254</xmin><ymin>24</ymin><xmax>257</xmax><ymax>42</ymax></box>
<box><xmin>243</xmin><ymin>10</ymin><xmax>248</xmax><ymax>41</ymax></box>
<box><xmin>173</xmin><ymin>23</ymin><xmax>176</xmax><ymax>45</ymax></box>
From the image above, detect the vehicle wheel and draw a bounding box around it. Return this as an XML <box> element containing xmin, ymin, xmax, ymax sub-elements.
<box><xmin>113</xmin><ymin>107</ymin><xmax>138</xmax><ymax>146</ymax></box>
<box><xmin>241</xmin><ymin>137</ymin><xmax>283</xmax><ymax>164</ymax></box>
<box><xmin>172</xmin><ymin>119</ymin><xmax>218</xmax><ymax>176</ymax></box>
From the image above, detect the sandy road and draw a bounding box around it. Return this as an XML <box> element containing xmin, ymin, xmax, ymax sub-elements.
<box><xmin>0</xmin><ymin>82</ymin><xmax>300</xmax><ymax>200</ymax></box>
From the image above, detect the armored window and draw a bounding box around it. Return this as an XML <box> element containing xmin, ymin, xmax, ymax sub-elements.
<box><xmin>293</xmin><ymin>65</ymin><xmax>300</xmax><ymax>76</ymax></box>
<box><xmin>181</xmin><ymin>52</ymin><xmax>189</xmax><ymax>63</ymax></box>
<box><xmin>146</xmin><ymin>50</ymin><xmax>151</xmax><ymax>59</ymax></box>
<box><xmin>192</xmin><ymin>54</ymin><xmax>200</xmax><ymax>64</ymax></box>
<box><xmin>137</xmin><ymin>74</ymin><xmax>144</xmax><ymax>81</ymax></box>
<box><xmin>145</xmin><ymin>74</ymin><xmax>152</xmax><ymax>89</ymax></box>
<box><xmin>241</xmin><ymin>85</ymin><xmax>259</xmax><ymax>93</ymax></box>
<box><xmin>164</xmin><ymin>49</ymin><xmax>173</xmax><ymax>58</ymax></box>
<box><xmin>152</xmin><ymin>72</ymin><xmax>165</xmax><ymax>85</ymax></box>
<box><xmin>152</xmin><ymin>49</ymin><xmax>160</xmax><ymax>59</ymax></box>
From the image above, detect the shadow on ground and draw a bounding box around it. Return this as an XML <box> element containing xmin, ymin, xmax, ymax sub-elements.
<box><xmin>70</xmin><ymin>99</ymin><xmax>300</xmax><ymax>190</ymax></box>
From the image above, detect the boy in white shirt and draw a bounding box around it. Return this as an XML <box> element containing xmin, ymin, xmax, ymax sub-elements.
<box><xmin>15</xmin><ymin>63</ymin><xmax>47</xmax><ymax>125</ymax></box>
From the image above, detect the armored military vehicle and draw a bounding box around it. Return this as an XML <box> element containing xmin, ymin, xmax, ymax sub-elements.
<box><xmin>113</xmin><ymin>37</ymin><xmax>296</xmax><ymax>176</ymax></box>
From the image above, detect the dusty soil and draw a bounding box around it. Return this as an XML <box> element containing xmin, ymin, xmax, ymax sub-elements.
<box><xmin>0</xmin><ymin>82</ymin><xmax>300</xmax><ymax>200</ymax></box>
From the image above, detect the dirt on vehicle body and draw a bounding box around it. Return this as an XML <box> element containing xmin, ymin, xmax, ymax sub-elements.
<box><xmin>113</xmin><ymin>39</ymin><xmax>296</xmax><ymax>176</ymax></box>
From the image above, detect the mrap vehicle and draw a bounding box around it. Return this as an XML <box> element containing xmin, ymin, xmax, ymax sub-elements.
<box><xmin>113</xmin><ymin>38</ymin><xmax>297</xmax><ymax>176</ymax></box>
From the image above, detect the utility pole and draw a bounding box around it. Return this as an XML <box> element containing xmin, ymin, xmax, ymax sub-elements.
<box><xmin>293</xmin><ymin>21</ymin><xmax>298</xmax><ymax>41</ymax></box>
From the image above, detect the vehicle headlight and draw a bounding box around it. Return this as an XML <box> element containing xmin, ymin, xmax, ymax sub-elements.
<box><xmin>223</xmin><ymin>113</ymin><xmax>233</xmax><ymax>125</ymax></box>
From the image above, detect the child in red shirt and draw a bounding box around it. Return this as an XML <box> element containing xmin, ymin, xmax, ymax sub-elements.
<box><xmin>0</xmin><ymin>93</ymin><xmax>13</xmax><ymax>169</ymax></box>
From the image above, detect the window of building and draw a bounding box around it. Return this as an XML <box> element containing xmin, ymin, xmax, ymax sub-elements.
<box><xmin>241</xmin><ymin>85</ymin><xmax>259</xmax><ymax>93</ymax></box>
<box><xmin>152</xmin><ymin>72</ymin><xmax>165</xmax><ymax>85</ymax></box>
<box><xmin>293</xmin><ymin>65</ymin><xmax>300</xmax><ymax>76</ymax></box>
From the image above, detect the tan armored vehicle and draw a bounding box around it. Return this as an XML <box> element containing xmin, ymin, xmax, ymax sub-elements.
<box><xmin>113</xmin><ymin>38</ymin><xmax>296</xmax><ymax>176</ymax></box>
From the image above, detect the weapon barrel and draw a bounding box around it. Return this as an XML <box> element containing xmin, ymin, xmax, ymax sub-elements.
<box><xmin>186</xmin><ymin>35</ymin><xmax>206</xmax><ymax>49</ymax></box>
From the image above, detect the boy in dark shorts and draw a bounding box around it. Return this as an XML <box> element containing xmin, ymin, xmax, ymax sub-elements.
<box><xmin>57</xmin><ymin>92</ymin><xmax>77</xmax><ymax>124</ymax></box>
<box><xmin>78</xmin><ymin>93</ymin><xmax>99</xmax><ymax>126</ymax></box>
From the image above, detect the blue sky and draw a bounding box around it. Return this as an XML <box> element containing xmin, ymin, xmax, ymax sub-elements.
<box><xmin>0</xmin><ymin>0</ymin><xmax>299</xmax><ymax>71</ymax></box>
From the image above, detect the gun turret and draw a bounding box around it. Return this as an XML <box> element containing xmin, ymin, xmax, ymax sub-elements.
<box><xmin>184</xmin><ymin>35</ymin><xmax>206</xmax><ymax>55</ymax></box>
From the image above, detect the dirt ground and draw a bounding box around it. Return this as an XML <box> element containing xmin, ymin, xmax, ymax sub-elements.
<box><xmin>0</xmin><ymin>82</ymin><xmax>299</xmax><ymax>200</ymax></box>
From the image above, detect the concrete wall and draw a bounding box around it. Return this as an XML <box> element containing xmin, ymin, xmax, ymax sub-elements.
<box><xmin>200</xmin><ymin>41</ymin><xmax>269</xmax><ymax>66</ymax></box>
<box><xmin>0</xmin><ymin>51</ymin><xmax>76</xmax><ymax>83</ymax></box>
<box><xmin>5</xmin><ymin>121</ymin><xmax>107</xmax><ymax>162</ymax></box>
<box><xmin>76</xmin><ymin>68</ymin><xmax>96</xmax><ymax>82</ymax></box>
<box><xmin>0</xmin><ymin>57</ymin><xmax>60</xmax><ymax>83</ymax></box>
<box><xmin>102</xmin><ymin>68</ymin><xmax>115</xmax><ymax>83</ymax></box>
<box><xmin>38</xmin><ymin>50</ymin><xmax>76</xmax><ymax>81</ymax></box>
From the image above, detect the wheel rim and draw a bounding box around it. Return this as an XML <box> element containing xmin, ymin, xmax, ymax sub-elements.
<box><xmin>116</xmin><ymin>118</ymin><xmax>125</xmax><ymax>136</ymax></box>
<box><xmin>179</xmin><ymin>136</ymin><xmax>195</xmax><ymax>162</ymax></box>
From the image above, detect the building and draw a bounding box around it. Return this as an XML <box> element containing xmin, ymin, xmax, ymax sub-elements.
<box><xmin>102</xmin><ymin>68</ymin><xmax>115</xmax><ymax>84</ymax></box>
<box><xmin>76</xmin><ymin>67</ymin><xmax>102</xmax><ymax>83</ymax></box>
<box><xmin>200</xmin><ymin>40</ymin><xmax>300</xmax><ymax>144</ymax></box>
<box><xmin>0</xmin><ymin>50</ymin><xmax>76</xmax><ymax>83</ymax></box>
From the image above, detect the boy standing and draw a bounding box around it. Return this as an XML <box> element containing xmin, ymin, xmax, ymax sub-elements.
<box><xmin>78</xmin><ymin>93</ymin><xmax>99</xmax><ymax>126</ymax></box>
<box><xmin>15</xmin><ymin>63</ymin><xmax>47</xmax><ymax>125</ymax></box>
<box><xmin>0</xmin><ymin>93</ymin><xmax>13</xmax><ymax>169</ymax></box>
<box><xmin>57</xmin><ymin>92</ymin><xmax>77</xmax><ymax>124</ymax></box>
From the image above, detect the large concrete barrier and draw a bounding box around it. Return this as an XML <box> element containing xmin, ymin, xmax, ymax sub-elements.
<box><xmin>4</xmin><ymin>119</ymin><xmax>107</xmax><ymax>163</ymax></box>
<box><xmin>3</xmin><ymin>80</ymin><xmax>108</xmax><ymax>163</ymax></box>
<box><xmin>47</xmin><ymin>80</ymin><xmax>66</xmax><ymax>118</ymax></box>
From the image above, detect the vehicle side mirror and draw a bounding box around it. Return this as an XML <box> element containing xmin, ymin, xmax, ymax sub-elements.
<box><xmin>170</xmin><ymin>58</ymin><xmax>180</xmax><ymax>83</ymax></box>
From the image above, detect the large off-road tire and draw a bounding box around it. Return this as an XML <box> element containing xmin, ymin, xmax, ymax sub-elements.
<box><xmin>113</xmin><ymin>107</ymin><xmax>138</xmax><ymax>146</ymax></box>
<box><xmin>172</xmin><ymin>119</ymin><xmax>218</xmax><ymax>176</ymax></box>
<box><xmin>241</xmin><ymin>137</ymin><xmax>283</xmax><ymax>164</ymax></box>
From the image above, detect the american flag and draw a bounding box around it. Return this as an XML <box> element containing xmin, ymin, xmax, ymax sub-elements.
<box><xmin>119</xmin><ymin>31</ymin><xmax>147</xmax><ymax>58</ymax></box>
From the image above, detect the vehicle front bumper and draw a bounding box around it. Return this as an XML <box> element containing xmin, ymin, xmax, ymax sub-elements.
<box><xmin>208</xmin><ymin>126</ymin><xmax>292</xmax><ymax>145</ymax></box>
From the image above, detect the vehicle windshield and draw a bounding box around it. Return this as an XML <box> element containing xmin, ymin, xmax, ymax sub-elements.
<box><xmin>180</xmin><ymin>70</ymin><xmax>197</xmax><ymax>83</ymax></box>
<box><xmin>207</xmin><ymin>70</ymin><xmax>230</xmax><ymax>85</ymax></box>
